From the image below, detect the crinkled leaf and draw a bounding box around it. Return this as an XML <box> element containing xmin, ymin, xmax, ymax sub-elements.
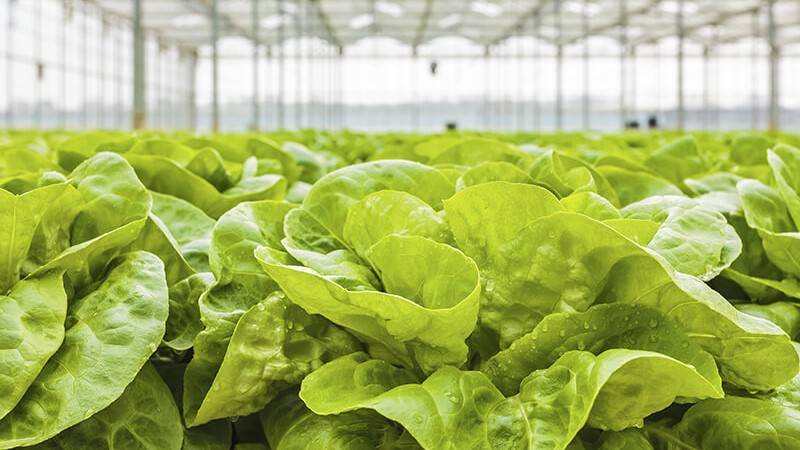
<box><xmin>258</xmin><ymin>234</ymin><xmax>480</xmax><ymax>373</ymax></box>
<box><xmin>31</xmin><ymin>364</ymin><xmax>182</xmax><ymax>450</ymax></box>
<box><xmin>261</xmin><ymin>390</ymin><xmax>417</xmax><ymax>450</ymax></box>
<box><xmin>0</xmin><ymin>274</ymin><xmax>67</xmax><ymax>420</ymax></box>
<box><xmin>301</xmin><ymin>350</ymin><xmax>722</xmax><ymax>450</ymax></box>
<box><xmin>456</xmin><ymin>161</ymin><xmax>535</xmax><ymax>190</ymax></box>
<box><xmin>343</xmin><ymin>190</ymin><xmax>452</xmax><ymax>257</ymax></box>
<box><xmin>282</xmin><ymin>208</ymin><xmax>378</xmax><ymax>290</ymax></box>
<box><xmin>0</xmin><ymin>252</ymin><xmax>168</xmax><ymax>448</ymax></box>
<box><xmin>302</xmin><ymin>160</ymin><xmax>454</xmax><ymax>240</ymax></box>
<box><xmin>445</xmin><ymin>194</ymin><xmax>797</xmax><ymax>390</ymax></box>
<box><xmin>621</xmin><ymin>196</ymin><xmax>742</xmax><ymax>280</ymax></box>
<box><xmin>482</xmin><ymin>304</ymin><xmax>722</xmax><ymax>396</ymax></box>
<box><xmin>190</xmin><ymin>292</ymin><xmax>360</xmax><ymax>425</ymax></box>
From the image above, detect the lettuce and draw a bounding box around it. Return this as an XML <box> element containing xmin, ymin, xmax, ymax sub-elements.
<box><xmin>2</xmin><ymin>131</ymin><xmax>799</xmax><ymax>450</ymax></box>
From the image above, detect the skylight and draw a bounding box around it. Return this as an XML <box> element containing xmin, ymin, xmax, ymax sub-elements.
<box><xmin>171</xmin><ymin>13</ymin><xmax>207</xmax><ymax>28</ymax></box>
<box><xmin>261</xmin><ymin>14</ymin><xmax>292</xmax><ymax>30</ymax></box>
<box><xmin>470</xmin><ymin>1</ymin><xmax>503</xmax><ymax>18</ymax></box>
<box><xmin>376</xmin><ymin>1</ymin><xmax>404</xmax><ymax>18</ymax></box>
<box><xmin>563</xmin><ymin>1</ymin><xmax>602</xmax><ymax>16</ymax></box>
<box><xmin>438</xmin><ymin>14</ymin><xmax>463</xmax><ymax>29</ymax></box>
<box><xmin>659</xmin><ymin>1</ymin><xmax>699</xmax><ymax>15</ymax></box>
<box><xmin>350</xmin><ymin>14</ymin><xmax>375</xmax><ymax>30</ymax></box>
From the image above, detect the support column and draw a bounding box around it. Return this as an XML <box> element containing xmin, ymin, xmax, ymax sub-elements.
<box><xmin>337</xmin><ymin>45</ymin><xmax>344</xmax><ymax>129</ymax></box>
<box><xmin>582</xmin><ymin>0</ymin><xmax>590</xmax><ymax>130</ymax></box>
<box><xmin>556</xmin><ymin>44</ymin><xmax>564</xmax><ymax>130</ymax></box>
<box><xmin>266</xmin><ymin>45</ymin><xmax>273</xmax><ymax>129</ymax></box>
<box><xmin>767</xmin><ymin>0</ymin><xmax>780</xmax><ymax>131</ymax></box>
<box><xmin>620</xmin><ymin>0</ymin><xmax>628</xmax><ymax>129</ymax></box>
<box><xmin>277</xmin><ymin>1</ymin><xmax>286</xmax><ymax>130</ymax></box>
<box><xmin>555</xmin><ymin>0</ymin><xmax>564</xmax><ymax>130</ymax></box>
<box><xmin>703</xmin><ymin>45</ymin><xmax>710</xmax><ymax>130</ymax></box>
<box><xmin>413</xmin><ymin>47</ymin><xmax>421</xmax><ymax>131</ymax></box>
<box><xmin>187</xmin><ymin>49</ymin><xmax>198</xmax><ymax>130</ymax></box>
<box><xmin>252</xmin><ymin>0</ymin><xmax>260</xmax><ymax>131</ymax></box>
<box><xmin>751</xmin><ymin>12</ymin><xmax>759</xmax><ymax>129</ymax></box>
<box><xmin>211</xmin><ymin>0</ymin><xmax>220</xmax><ymax>132</ymax></box>
<box><xmin>482</xmin><ymin>46</ymin><xmax>489</xmax><ymax>130</ymax></box>
<box><xmin>676</xmin><ymin>0</ymin><xmax>685</xmax><ymax>130</ymax></box>
<box><xmin>533</xmin><ymin>12</ymin><xmax>541</xmax><ymax>131</ymax></box>
<box><xmin>133</xmin><ymin>0</ymin><xmax>146</xmax><ymax>129</ymax></box>
<box><xmin>630</xmin><ymin>46</ymin><xmax>637</xmax><ymax>123</ymax></box>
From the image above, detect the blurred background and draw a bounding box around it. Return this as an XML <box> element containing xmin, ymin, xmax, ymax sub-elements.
<box><xmin>2</xmin><ymin>0</ymin><xmax>800</xmax><ymax>132</ymax></box>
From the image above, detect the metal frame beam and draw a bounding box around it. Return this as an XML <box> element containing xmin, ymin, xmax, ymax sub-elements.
<box><xmin>562</xmin><ymin>0</ymin><xmax>659</xmax><ymax>46</ymax></box>
<box><xmin>488</xmin><ymin>0</ymin><xmax>552</xmax><ymax>47</ymax></box>
<box><xmin>181</xmin><ymin>0</ymin><xmax>265</xmax><ymax>45</ymax></box>
<box><xmin>412</xmin><ymin>0</ymin><xmax>434</xmax><ymax>49</ymax></box>
<box><xmin>582</xmin><ymin>0</ymin><xmax>590</xmax><ymax>130</ymax></box>
<box><xmin>676</xmin><ymin>0</ymin><xmax>686</xmax><ymax>130</ymax></box>
<box><xmin>211</xmin><ymin>0</ymin><xmax>220</xmax><ymax>132</ymax></box>
<box><xmin>768</xmin><ymin>0</ymin><xmax>780</xmax><ymax>130</ymax></box>
<box><xmin>620</xmin><ymin>0</ymin><xmax>628</xmax><ymax>128</ymax></box>
<box><xmin>309</xmin><ymin>0</ymin><xmax>343</xmax><ymax>48</ymax></box>
<box><xmin>252</xmin><ymin>0</ymin><xmax>260</xmax><ymax>131</ymax></box>
<box><xmin>133</xmin><ymin>0</ymin><xmax>146</xmax><ymax>129</ymax></box>
<box><xmin>187</xmin><ymin>49</ymin><xmax>198</xmax><ymax>130</ymax></box>
<box><xmin>556</xmin><ymin>1</ymin><xmax>564</xmax><ymax>130</ymax></box>
<box><xmin>631</xmin><ymin>3</ymin><xmax>762</xmax><ymax>47</ymax></box>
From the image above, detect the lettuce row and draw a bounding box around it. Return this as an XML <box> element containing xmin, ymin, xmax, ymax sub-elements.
<box><xmin>2</xmin><ymin>132</ymin><xmax>800</xmax><ymax>450</ymax></box>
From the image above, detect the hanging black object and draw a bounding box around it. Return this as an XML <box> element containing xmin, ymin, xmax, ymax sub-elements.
<box><xmin>430</xmin><ymin>61</ymin><xmax>439</xmax><ymax>76</ymax></box>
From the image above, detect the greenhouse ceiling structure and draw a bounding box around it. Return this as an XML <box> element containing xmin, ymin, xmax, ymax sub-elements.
<box><xmin>3</xmin><ymin>0</ymin><xmax>800</xmax><ymax>131</ymax></box>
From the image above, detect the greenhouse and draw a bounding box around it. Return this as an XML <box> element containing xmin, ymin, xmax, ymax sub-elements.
<box><xmin>1</xmin><ymin>1</ymin><xmax>800</xmax><ymax>450</ymax></box>
<box><xmin>3</xmin><ymin>0</ymin><xmax>800</xmax><ymax>131</ymax></box>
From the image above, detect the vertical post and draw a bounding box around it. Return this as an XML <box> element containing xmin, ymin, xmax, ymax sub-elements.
<box><xmin>4</xmin><ymin>0</ymin><xmax>13</xmax><ymax>127</ymax></box>
<box><xmin>81</xmin><ymin>4</ymin><xmax>87</xmax><ymax>127</ymax></box>
<box><xmin>133</xmin><ymin>0</ymin><xmax>146</xmax><ymax>129</ymax></box>
<box><xmin>294</xmin><ymin>2</ymin><xmax>302</xmax><ymax>129</ymax></box>
<box><xmin>556</xmin><ymin>44</ymin><xmax>564</xmax><ymax>130</ymax></box>
<box><xmin>211</xmin><ymin>0</ymin><xmax>220</xmax><ymax>132</ymax></box>
<box><xmin>619</xmin><ymin>0</ymin><xmax>627</xmax><ymax>129</ymax></box>
<box><xmin>337</xmin><ymin>45</ymin><xmax>344</xmax><ymax>129</ymax></box>
<box><xmin>413</xmin><ymin>47</ymin><xmax>421</xmax><ymax>130</ymax></box>
<box><xmin>515</xmin><ymin>27</ymin><xmax>525</xmax><ymax>132</ymax></box>
<box><xmin>703</xmin><ymin>45</ymin><xmax>710</xmax><ymax>130</ymax></box>
<box><xmin>533</xmin><ymin>12</ymin><xmax>541</xmax><ymax>131</ymax></box>
<box><xmin>277</xmin><ymin>0</ymin><xmax>286</xmax><ymax>129</ymax></box>
<box><xmin>481</xmin><ymin>47</ymin><xmax>488</xmax><ymax>130</ymax></box>
<box><xmin>35</xmin><ymin>0</ymin><xmax>42</xmax><ymax>127</ymax></box>
<box><xmin>767</xmin><ymin>0</ymin><xmax>780</xmax><ymax>131</ymax></box>
<box><xmin>62</xmin><ymin>0</ymin><xmax>68</xmax><ymax>127</ymax></box>
<box><xmin>266</xmin><ymin>45</ymin><xmax>273</xmax><ymax>129</ymax></box>
<box><xmin>115</xmin><ymin>18</ymin><xmax>123</xmax><ymax>128</ymax></box>
<box><xmin>676</xmin><ymin>0</ymin><xmax>685</xmax><ymax>130</ymax></box>
<box><xmin>628</xmin><ymin>46</ymin><xmax>639</xmax><ymax>120</ymax></box>
<box><xmin>582</xmin><ymin>0</ymin><xmax>590</xmax><ymax>130</ymax></box>
<box><xmin>155</xmin><ymin>41</ymin><xmax>162</xmax><ymax>128</ymax></box>
<box><xmin>751</xmin><ymin>12</ymin><xmax>758</xmax><ymax>129</ymax></box>
<box><xmin>555</xmin><ymin>0</ymin><xmax>563</xmax><ymax>130</ymax></box>
<box><xmin>187</xmin><ymin>49</ymin><xmax>198</xmax><ymax>130</ymax></box>
<box><xmin>252</xmin><ymin>0</ymin><xmax>260</xmax><ymax>131</ymax></box>
<box><xmin>98</xmin><ymin>17</ymin><xmax>105</xmax><ymax>128</ymax></box>
<box><xmin>630</xmin><ymin>46</ymin><xmax>637</xmax><ymax>123</ymax></box>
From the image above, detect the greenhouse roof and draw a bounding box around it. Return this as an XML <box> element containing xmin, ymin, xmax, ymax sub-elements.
<box><xmin>95</xmin><ymin>0</ymin><xmax>800</xmax><ymax>50</ymax></box>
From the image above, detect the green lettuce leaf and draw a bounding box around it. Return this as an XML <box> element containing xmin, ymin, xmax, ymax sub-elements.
<box><xmin>0</xmin><ymin>252</ymin><xmax>168</xmax><ymax>448</ymax></box>
<box><xmin>31</xmin><ymin>364</ymin><xmax>183</xmax><ymax>450</ymax></box>
<box><xmin>301</xmin><ymin>350</ymin><xmax>723</xmax><ymax>449</ymax></box>
<box><xmin>0</xmin><ymin>274</ymin><xmax>67</xmax><ymax>420</ymax></box>
<box><xmin>260</xmin><ymin>390</ymin><xmax>418</xmax><ymax>450</ymax></box>
<box><xmin>258</xmin><ymin>234</ymin><xmax>480</xmax><ymax>373</ymax></box>
<box><xmin>302</xmin><ymin>160</ymin><xmax>454</xmax><ymax>240</ymax></box>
